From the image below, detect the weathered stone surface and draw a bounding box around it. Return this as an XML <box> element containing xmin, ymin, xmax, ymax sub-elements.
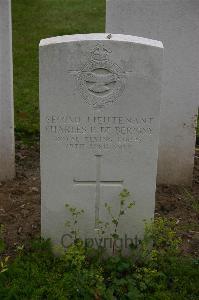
<box><xmin>0</xmin><ymin>0</ymin><xmax>15</xmax><ymax>181</ymax></box>
<box><xmin>106</xmin><ymin>0</ymin><xmax>199</xmax><ymax>185</ymax></box>
<box><xmin>40</xmin><ymin>34</ymin><xmax>163</xmax><ymax>252</ymax></box>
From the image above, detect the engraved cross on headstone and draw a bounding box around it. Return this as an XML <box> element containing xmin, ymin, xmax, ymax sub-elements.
<box><xmin>73</xmin><ymin>155</ymin><xmax>123</xmax><ymax>226</ymax></box>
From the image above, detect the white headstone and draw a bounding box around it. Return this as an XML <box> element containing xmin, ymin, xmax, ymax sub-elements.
<box><xmin>106</xmin><ymin>0</ymin><xmax>199</xmax><ymax>186</ymax></box>
<box><xmin>0</xmin><ymin>0</ymin><xmax>15</xmax><ymax>181</ymax></box>
<box><xmin>40</xmin><ymin>34</ymin><xmax>163</xmax><ymax>252</ymax></box>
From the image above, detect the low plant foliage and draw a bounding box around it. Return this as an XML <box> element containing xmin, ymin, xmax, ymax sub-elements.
<box><xmin>0</xmin><ymin>217</ymin><xmax>198</xmax><ymax>299</ymax></box>
<box><xmin>0</xmin><ymin>225</ymin><xmax>9</xmax><ymax>274</ymax></box>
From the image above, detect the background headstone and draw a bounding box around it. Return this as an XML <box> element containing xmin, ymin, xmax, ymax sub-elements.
<box><xmin>0</xmin><ymin>0</ymin><xmax>15</xmax><ymax>181</ymax></box>
<box><xmin>40</xmin><ymin>34</ymin><xmax>163</xmax><ymax>251</ymax></box>
<box><xmin>106</xmin><ymin>0</ymin><xmax>199</xmax><ymax>185</ymax></box>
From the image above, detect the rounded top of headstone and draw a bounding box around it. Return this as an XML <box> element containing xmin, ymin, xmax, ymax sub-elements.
<box><xmin>39</xmin><ymin>33</ymin><xmax>163</xmax><ymax>49</ymax></box>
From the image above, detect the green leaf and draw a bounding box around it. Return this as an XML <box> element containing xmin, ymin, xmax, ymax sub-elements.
<box><xmin>112</xmin><ymin>233</ymin><xmax>119</xmax><ymax>239</ymax></box>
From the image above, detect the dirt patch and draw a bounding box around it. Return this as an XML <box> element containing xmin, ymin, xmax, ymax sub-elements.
<box><xmin>0</xmin><ymin>142</ymin><xmax>198</xmax><ymax>256</ymax></box>
<box><xmin>0</xmin><ymin>142</ymin><xmax>40</xmax><ymax>256</ymax></box>
<box><xmin>156</xmin><ymin>148</ymin><xmax>199</xmax><ymax>256</ymax></box>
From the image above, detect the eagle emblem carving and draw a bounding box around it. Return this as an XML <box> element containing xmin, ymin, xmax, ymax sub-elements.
<box><xmin>77</xmin><ymin>43</ymin><xmax>126</xmax><ymax>109</ymax></box>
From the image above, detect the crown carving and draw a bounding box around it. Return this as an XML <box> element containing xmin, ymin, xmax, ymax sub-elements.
<box><xmin>91</xmin><ymin>44</ymin><xmax>111</xmax><ymax>61</ymax></box>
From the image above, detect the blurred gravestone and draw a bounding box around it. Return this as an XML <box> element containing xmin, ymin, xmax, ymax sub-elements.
<box><xmin>0</xmin><ymin>0</ymin><xmax>15</xmax><ymax>181</ymax></box>
<box><xmin>106</xmin><ymin>0</ymin><xmax>199</xmax><ymax>185</ymax></box>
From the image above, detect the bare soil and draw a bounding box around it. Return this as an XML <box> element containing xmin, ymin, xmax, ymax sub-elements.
<box><xmin>0</xmin><ymin>142</ymin><xmax>198</xmax><ymax>257</ymax></box>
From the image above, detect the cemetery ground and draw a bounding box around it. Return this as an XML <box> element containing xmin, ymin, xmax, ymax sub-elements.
<box><xmin>0</xmin><ymin>142</ymin><xmax>198</xmax><ymax>257</ymax></box>
<box><xmin>0</xmin><ymin>141</ymin><xmax>198</xmax><ymax>299</ymax></box>
<box><xmin>0</xmin><ymin>0</ymin><xmax>198</xmax><ymax>298</ymax></box>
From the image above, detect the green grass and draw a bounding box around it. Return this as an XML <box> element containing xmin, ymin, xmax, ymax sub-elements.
<box><xmin>12</xmin><ymin>0</ymin><xmax>105</xmax><ymax>139</ymax></box>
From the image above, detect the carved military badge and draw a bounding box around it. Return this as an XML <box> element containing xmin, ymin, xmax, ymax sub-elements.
<box><xmin>77</xmin><ymin>43</ymin><xmax>126</xmax><ymax>109</ymax></box>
